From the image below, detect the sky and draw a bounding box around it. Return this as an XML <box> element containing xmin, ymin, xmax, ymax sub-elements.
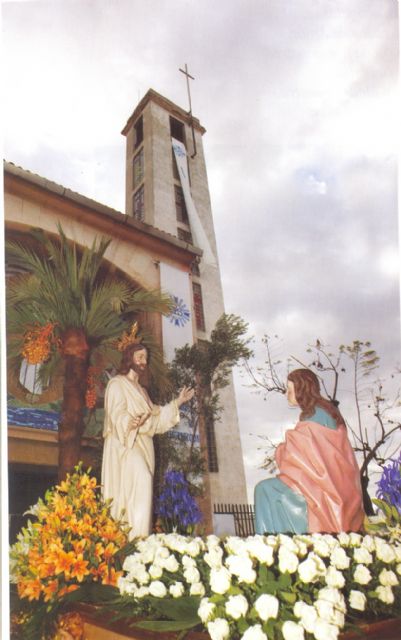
<box><xmin>2</xmin><ymin>0</ymin><xmax>400</xmax><ymax>501</ymax></box>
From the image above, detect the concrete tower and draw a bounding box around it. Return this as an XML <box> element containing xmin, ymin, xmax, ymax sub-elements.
<box><xmin>121</xmin><ymin>89</ymin><xmax>248</xmax><ymax>508</ymax></box>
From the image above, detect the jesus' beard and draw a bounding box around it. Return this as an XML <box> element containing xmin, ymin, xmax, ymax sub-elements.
<box><xmin>131</xmin><ymin>362</ymin><xmax>149</xmax><ymax>388</ymax></box>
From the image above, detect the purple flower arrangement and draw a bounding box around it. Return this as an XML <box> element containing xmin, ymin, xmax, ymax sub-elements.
<box><xmin>376</xmin><ymin>453</ymin><xmax>401</xmax><ymax>514</ymax></box>
<box><xmin>157</xmin><ymin>470</ymin><xmax>202</xmax><ymax>534</ymax></box>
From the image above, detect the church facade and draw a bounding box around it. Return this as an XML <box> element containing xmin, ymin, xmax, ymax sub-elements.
<box><xmin>5</xmin><ymin>89</ymin><xmax>248</xmax><ymax>531</ymax></box>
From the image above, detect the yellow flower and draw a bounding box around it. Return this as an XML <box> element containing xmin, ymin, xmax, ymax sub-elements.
<box><xmin>54</xmin><ymin>550</ymin><xmax>76</xmax><ymax>577</ymax></box>
<box><xmin>69</xmin><ymin>554</ymin><xmax>90</xmax><ymax>582</ymax></box>
<box><xmin>18</xmin><ymin>577</ymin><xmax>42</xmax><ymax>601</ymax></box>
<box><xmin>43</xmin><ymin>578</ymin><xmax>59</xmax><ymax>602</ymax></box>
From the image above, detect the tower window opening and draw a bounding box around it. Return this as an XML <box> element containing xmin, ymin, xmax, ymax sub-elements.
<box><xmin>133</xmin><ymin>185</ymin><xmax>145</xmax><ymax>221</ymax></box>
<box><xmin>134</xmin><ymin>116</ymin><xmax>143</xmax><ymax>149</ymax></box>
<box><xmin>192</xmin><ymin>282</ymin><xmax>206</xmax><ymax>332</ymax></box>
<box><xmin>177</xmin><ymin>227</ymin><xmax>193</xmax><ymax>244</ymax></box>
<box><xmin>206</xmin><ymin>418</ymin><xmax>219</xmax><ymax>472</ymax></box>
<box><xmin>170</xmin><ymin>116</ymin><xmax>186</xmax><ymax>144</ymax></box>
<box><xmin>133</xmin><ymin>148</ymin><xmax>144</xmax><ymax>188</ymax></box>
<box><xmin>175</xmin><ymin>185</ymin><xmax>189</xmax><ymax>223</ymax></box>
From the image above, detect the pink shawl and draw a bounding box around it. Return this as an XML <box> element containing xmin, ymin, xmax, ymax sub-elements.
<box><xmin>276</xmin><ymin>421</ymin><xmax>365</xmax><ymax>532</ymax></box>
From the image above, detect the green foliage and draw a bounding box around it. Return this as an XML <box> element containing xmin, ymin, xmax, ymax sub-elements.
<box><xmin>155</xmin><ymin>314</ymin><xmax>252</xmax><ymax>493</ymax></box>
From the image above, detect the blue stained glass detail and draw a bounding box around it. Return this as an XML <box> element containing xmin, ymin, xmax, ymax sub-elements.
<box><xmin>8</xmin><ymin>406</ymin><xmax>60</xmax><ymax>431</ymax></box>
<box><xmin>169</xmin><ymin>296</ymin><xmax>191</xmax><ymax>327</ymax></box>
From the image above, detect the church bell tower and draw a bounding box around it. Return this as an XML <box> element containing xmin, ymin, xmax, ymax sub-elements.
<box><xmin>121</xmin><ymin>88</ymin><xmax>248</xmax><ymax>513</ymax></box>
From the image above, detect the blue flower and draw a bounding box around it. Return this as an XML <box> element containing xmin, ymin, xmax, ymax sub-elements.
<box><xmin>157</xmin><ymin>469</ymin><xmax>202</xmax><ymax>533</ymax></box>
<box><xmin>376</xmin><ymin>453</ymin><xmax>401</xmax><ymax>514</ymax></box>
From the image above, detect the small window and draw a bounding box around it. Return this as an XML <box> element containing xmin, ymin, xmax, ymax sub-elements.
<box><xmin>192</xmin><ymin>282</ymin><xmax>206</xmax><ymax>332</ymax></box>
<box><xmin>191</xmin><ymin>261</ymin><xmax>200</xmax><ymax>277</ymax></box>
<box><xmin>133</xmin><ymin>148</ymin><xmax>144</xmax><ymax>188</ymax></box>
<box><xmin>134</xmin><ymin>116</ymin><xmax>143</xmax><ymax>149</ymax></box>
<box><xmin>177</xmin><ymin>227</ymin><xmax>193</xmax><ymax>244</ymax></box>
<box><xmin>206</xmin><ymin>418</ymin><xmax>219</xmax><ymax>472</ymax></box>
<box><xmin>175</xmin><ymin>185</ymin><xmax>189</xmax><ymax>223</ymax></box>
<box><xmin>170</xmin><ymin>116</ymin><xmax>185</xmax><ymax>143</ymax></box>
<box><xmin>133</xmin><ymin>185</ymin><xmax>145</xmax><ymax>221</ymax></box>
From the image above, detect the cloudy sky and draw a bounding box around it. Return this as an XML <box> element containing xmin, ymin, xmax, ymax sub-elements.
<box><xmin>2</xmin><ymin>0</ymin><xmax>400</xmax><ymax>500</ymax></box>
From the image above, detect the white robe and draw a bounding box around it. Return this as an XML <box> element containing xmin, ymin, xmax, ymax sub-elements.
<box><xmin>101</xmin><ymin>375</ymin><xmax>179</xmax><ymax>538</ymax></box>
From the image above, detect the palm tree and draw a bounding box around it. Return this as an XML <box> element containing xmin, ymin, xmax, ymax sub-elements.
<box><xmin>6</xmin><ymin>224</ymin><xmax>172</xmax><ymax>480</ymax></box>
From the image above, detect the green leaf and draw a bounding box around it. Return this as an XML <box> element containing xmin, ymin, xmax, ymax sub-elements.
<box><xmin>147</xmin><ymin>595</ymin><xmax>201</xmax><ymax>621</ymax></box>
<box><xmin>133</xmin><ymin>618</ymin><xmax>200</xmax><ymax>632</ymax></box>
<box><xmin>280</xmin><ymin>591</ymin><xmax>297</xmax><ymax>604</ymax></box>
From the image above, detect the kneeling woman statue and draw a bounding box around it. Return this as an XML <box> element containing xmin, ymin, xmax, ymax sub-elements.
<box><xmin>254</xmin><ymin>368</ymin><xmax>365</xmax><ymax>534</ymax></box>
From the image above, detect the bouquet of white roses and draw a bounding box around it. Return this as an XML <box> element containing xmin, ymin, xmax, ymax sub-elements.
<box><xmin>115</xmin><ymin>531</ymin><xmax>401</xmax><ymax>640</ymax></box>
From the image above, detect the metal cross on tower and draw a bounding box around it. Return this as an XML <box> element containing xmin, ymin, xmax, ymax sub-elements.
<box><xmin>179</xmin><ymin>63</ymin><xmax>197</xmax><ymax>158</ymax></box>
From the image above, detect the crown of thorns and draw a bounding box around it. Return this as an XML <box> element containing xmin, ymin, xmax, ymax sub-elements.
<box><xmin>116</xmin><ymin>322</ymin><xmax>141</xmax><ymax>351</ymax></box>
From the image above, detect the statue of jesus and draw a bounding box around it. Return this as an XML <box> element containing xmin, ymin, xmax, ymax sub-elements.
<box><xmin>101</xmin><ymin>342</ymin><xmax>194</xmax><ymax>538</ymax></box>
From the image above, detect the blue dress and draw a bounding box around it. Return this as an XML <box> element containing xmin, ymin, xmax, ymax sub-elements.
<box><xmin>254</xmin><ymin>407</ymin><xmax>337</xmax><ymax>535</ymax></box>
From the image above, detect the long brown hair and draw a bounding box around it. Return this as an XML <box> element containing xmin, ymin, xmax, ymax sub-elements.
<box><xmin>287</xmin><ymin>368</ymin><xmax>344</xmax><ymax>427</ymax></box>
<box><xmin>118</xmin><ymin>343</ymin><xmax>149</xmax><ymax>375</ymax></box>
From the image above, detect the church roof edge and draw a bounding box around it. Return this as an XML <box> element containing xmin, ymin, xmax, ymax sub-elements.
<box><xmin>4</xmin><ymin>160</ymin><xmax>203</xmax><ymax>261</ymax></box>
<box><xmin>121</xmin><ymin>88</ymin><xmax>206</xmax><ymax>136</ymax></box>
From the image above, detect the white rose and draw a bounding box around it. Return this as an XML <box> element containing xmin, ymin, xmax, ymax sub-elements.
<box><xmin>349</xmin><ymin>533</ymin><xmax>362</xmax><ymax>546</ymax></box>
<box><xmin>204</xmin><ymin>547</ymin><xmax>224</xmax><ymax>569</ymax></box>
<box><xmin>198</xmin><ymin>598</ymin><xmax>216</xmax><ymax>623</ymax></box>
<box><xmin>246</xmin><ymin>537</ymin><xmax>275</xmax><ymax>565</ymax></box>
<box><xmin>298</xmin><ymin>553</ymin><xmax>325</xmax><ymax>583</ymax></box>
<box><xmin>226</xmin><ymin>554</ymin><xmax>257</xmax><ymax>583</ymax></box>
<box><xmin>318</xmin><ymin>588</ymin><xmax>346</xmax><ymax>613</ymax></box>
<box><xmin>206</xmin><ymin>534</ymin><xmax>221</xmax><ymax>548</ymax></box>
<box><xmin>190</xmin><ymin>582</ymin><xmax>205</xmax><ymax>597</ymax></box>
<box><xmin>282</xmin><ymin>620</ymin><xmax>305</xmax><ymax>640</ymax></box>
<box><xmin>187</xmin><ymin>539</ymin><xmax>202</xmax><ymax>557</ymax></box>
<box><xmin>155</xmin><ymin>546</ymin><xmax>170</xmax><ymax>561</ymax></box>
<box><xmin>163</xmin><ymin>554</ymin><xmax>180</xmax><ymax>573</ymax></box>
<box><xmin>361</xmin><ymin>535</ymin><xmax>376</xmax><ymax>552</ymax></box>
<box><xmin>353</xmin><ymin>564</ymin><xmax>372</xmax><ymax>585</ymax></box>
<box><xmin>149</xmin><ymin>564</ymin><xmax>163</xmax><ymax>579</ymax></box>
<box><xmin>278</xmin><ymin>548</ymin><xmax>299</xmax><ymax>574</ymax></box>
<box><xmin>337</xmin><ymin>532</ymin><xmax>350</xmax><ymax>546</ymax></box>
<box><xmin>379</xmin><ymin>568</ymin><xmax>398</xmax><ymax>586</ymax></box>
<box><xmin>183</xmin><ymin>566</ymin><xmax>201</xmax><ymax>584</ymax></box>
<box><xmin>325</xmin><ymin>567</ymin><xmax>345</xmax><ymax>589</ymax></box>
<box><xmin>313</xmin><ymin>619</ymin><xmax>339</xmax><ymax>640</ymax></box>
<box><xmin>330</xmin><ymin>547</ymin><xmax>350</xmax><ymax>570</ymax></box>
<box><xmin>225</xmin><ymin>594</ymin><xmax>249</xmax><ymax>620</ymax></box>
<box><xmin>349</xmin><ymin>590</ymin><xmax>367</xmax><ymax>611</ymax></box>
<box><xmin>169</xmin><ymin>581</ymin><xmax>185</xmax><ymax>598</ymax></box>
<box><xmin>225</xmin><ymin>536</ymin><xmax>247</xmax><ymax>555</ymax></box>
<box><xmin>241</xmin><ymin>624</ymin><xmax>268</xmax><ymax>640</ymax></box>
<box><xmin>136</xmin><ymin>567</ymin><xmax>151</xmax><ymax>585</ymax></box>
<box><xmin>315</xmin><ymin>599</ymin><xmax>334</xmax><ymax>623</ymax></box>
<box><xmin>122</xmin><ymin>555</ymin><xmax>139</xmax><ymax>572</ymax></box>
<box><xmin>394</xmin><ymin>546</ymin><xmax>401</xmax><ymax>562</ymax></box>
<box><xmin>207</xmin><ymin>618</ymin><xmax>230</xmax><ymax>640</ymax></box>
<box><xmin>117</xmin><ymin>577</ymin><xmax>136</xmax><ymax>595</ymax></box>
<box><xmin>254</xmin><ymin>593</ymin><xmax>279</xmax><ymax>621</ymax></box>
<box><xmin>375</xmin><ymin>541</ymin><xmax>396</xmax><ymax>563</ymax></box>
<box><xmin>353</xmin><ymin>547</ymin><xmax>373</xmax><ymax>565</ymax></box>
<box><xmin>279</xmin><ymin>534</ymin><xmax>300</xmax><ymax>553</ymax></box>
<box><xmin>375</xmin><ymin>585</ymin><xmax>394</xmax><ymax>604</ymax></box>
<box><xmin>397</xmin><ymin>563</ymin><xmax>401</xmax><ymax>576</ymax></box>
<box><xmin>331</xmin><ymin>610</ymin><xmax>345</xmax><ymax>628</ymax></box>
<box><xmin>148</xmin><ymin>580</ymin><xmax>167</xmax><ymax>597</ymax></box>
<box><xmin>182</xmin><ymin>554</ymin><xmax>197</xmax><ymax>569</ymax></box>
<box><xmin>210</xmin><ymin>567</ymin><xmax>232</xmax><ymax>594</ymax></box>
<box><xmin>294</xmin><ymin>538</ymin><xmax>309</xmax><ymax>557</ymax></box>
<box><xmin>294</xmin><ymin>602</ymin><xmax>317</xmax><ymax>633</ymax></box>
<box><xmin>134</xmin><ymin>585</ymin><xmax>150</xmax><ymax>598</ymax></box>
<box><xmin>312</xmin><ymin>537</ymin><xmax>331</xmax><ymax>558</ymax></box>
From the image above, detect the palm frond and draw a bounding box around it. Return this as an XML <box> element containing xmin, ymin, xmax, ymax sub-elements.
<box><xmin>125</xmin><ymin>289</ymin><xmax>174</xmax><ymax>316</ymax></box>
